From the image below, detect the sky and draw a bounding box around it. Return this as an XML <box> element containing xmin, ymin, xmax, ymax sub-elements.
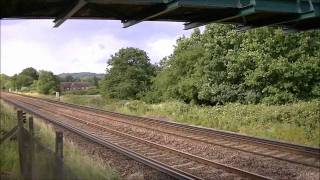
<box><xmin>0</xmin><ymin>19</ymin><xmax>193</xmax><ymax>76</ymax></box>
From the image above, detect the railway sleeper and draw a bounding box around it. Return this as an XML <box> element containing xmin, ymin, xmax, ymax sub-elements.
<box><xmin>148</xmin><ymin>153</ymin><xmax>169</xmax><ymax>159</ymax></box>
<box><xmin>171</xmin><ymin>162</ymin><xmax>194</xmax><ymax>168</ymax></box>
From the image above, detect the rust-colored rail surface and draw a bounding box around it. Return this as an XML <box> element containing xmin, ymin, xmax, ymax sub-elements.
<box><xmin>1</xmin><ymin>92</ymin><xmax>319</xmax><ymax>179</ymax></box>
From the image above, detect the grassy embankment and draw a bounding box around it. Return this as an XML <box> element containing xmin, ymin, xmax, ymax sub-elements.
<box><xmin>63</xmin><ymin>95</ymin><xmax>320</xmax><ymax>147</ymax></box>
<box><xmin>0</xmin><ymin>101</ymin><xmax>21</xmax><ymax>179</ymax></box>
<box><xmin>0</xmin><ymin>101</ymin><xmax>119</xmax><ymax>180</ymax></box>
<box><xmin>22</xmin><ymin>92</ymin><xmax>320</xmax><ymax>147</ymax></box>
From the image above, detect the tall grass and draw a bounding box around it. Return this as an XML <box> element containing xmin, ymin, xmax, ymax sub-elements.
<box><xmin>56</xmin><ymin>95</ymin><xmax>320</xmax><ymax>147</ymax></box>
<box><xmin>0</xmin><ymin>101</ymin><xmax>21</xmax><ymax>179</ymax></box>
<box><xmin>34</xmin><ymin>119</ymin><xmax>119</xmax><ymax>180</ymax></box>
<box><xmin>21</xmin><ymin>93</ymin><xmax>320</xmax><ymax>147</ymax></box>
<box><xmin>0</xmin><ymin>101</ymin><xmax>119</xmax><ymax>180</ymax></box>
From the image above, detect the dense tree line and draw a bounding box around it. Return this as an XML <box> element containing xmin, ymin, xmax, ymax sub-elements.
<box><xmin>1</xmin><ymin>25</ymin><xmax>319</xmax><ymax>104</ymax></box>
<box><xmin>100</xmin><ymin>25</ymin><xmax>320</xmax><ymax>105</ymax></box>
<box><xmin>1</xmin><ymin>68</ymin><xmax>100</xmax><ymax>95</ymax></box>
<box><xmin>0</xmin><ymin>68</ymin><xmax>59</xmax><ymax>95</ymax></box>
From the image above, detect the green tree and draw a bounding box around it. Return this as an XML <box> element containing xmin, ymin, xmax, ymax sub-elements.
<box><xmin>64</xmin><ymin>75</ymin><xmax>75</xmax><ymax>82</ymax></box>
<box><xmin>150</xmin><ymin>25</ymin><xmax>320</xmax><ymax>105</ymax></box>
<box><xmin>92</xmin><ymin>76</ymin><xmax>99</xmax><ymax>87</ymax></box>
<box><xmin>37</xmin><ymin>70</ymin><xmax>60</xmax><ymax>94</ymax></box>
<box><xmin>0</xmin><ymin>74</ymin><xmax>10</xmax><ymax>90</ymax></box>
<box><xmin>9</xmin><ymin>74</ymin><xmax>18</xmax><ymax>90</ymax></box>
<box><xmin>100</xmin><ymin>47</ymin><xmax>156</xmax><ymax>99</ymax></box>
<box><xmin>15</xmin><ymin>67</ymin><xmax>39</xmax><ymax>89</ymax></box>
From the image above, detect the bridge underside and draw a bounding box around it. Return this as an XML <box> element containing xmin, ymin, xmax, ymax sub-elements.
<box><xmin>1</xmin><ymin>0</ymin><xmax>320</xmax><ymax>31</ymax></box>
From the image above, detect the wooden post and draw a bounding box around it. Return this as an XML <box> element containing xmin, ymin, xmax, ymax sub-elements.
<box><xmin>17</xmin><ymin>110</ymin><xmax>32</xmax><ymax>180</ymax></box>
<box><xmin>17</xmin><ymin>110</ymin><xmax>23</xmax><ymax>129</ymax></box>
<box><xmin>55</xmin><ymin>131</ymin><xmax>63</xmax><ymax>159</ymax></box>
<box><xmin>17</xmin><ymin>110</ymin><xmax>24</xmax><ymax>179</ymax></box>
<box><xmin>28</xmin><ymin>116</ymin><xmax>34</xmax><ymax>180</ymax></box>
<box><xmin>55</xmin><ymin>131</ymin><xmax>64</xmax><ymax>180</ymax></box>
<box><xmin>29</xmin><ymin>116</ymin><xmax>34</xmax><ymax>135</ymax></box>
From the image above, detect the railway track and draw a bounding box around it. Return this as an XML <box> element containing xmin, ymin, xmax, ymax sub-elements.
<box><xmin>3</xmin><ymin>92</ymin><xmax>319</xmax><ymax>168</ymax></box>
<box><xmin>1</xmin><ymin>92</ymin><xmax>319</xmax><ymax>179</ymax></box>
<box><xmin>1</xmin><ymin>93</ymin><xmax>271</xmax><ymax>179</ymax></box>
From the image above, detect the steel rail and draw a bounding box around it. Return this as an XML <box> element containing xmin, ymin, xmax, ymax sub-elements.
<box><xmin>1</xmin><ymin>96</ymin><xmax>201</xmax><ymax>180</ymax></box>
<box><xmin>2</xmin><ymin>94</ymin><xmax>272</xmax><ymax>180</ymax></box>
<box><xmin>4</xmin><ymin>93</ymin><xmax>319</xmax><ymax>162</ymax></box>
<box><xmin>8</xmin><ymin>94</ymin><xmax>320</xmax><ymax>168</ymax></box>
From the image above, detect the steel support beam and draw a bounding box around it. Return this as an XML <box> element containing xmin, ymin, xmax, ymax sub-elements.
<box><xmin>122</xmin><ymin>1</ymin><xmax>180</xmax><ymax>28</ymax></box>
<box><xmin>236</xmin><ymin>0</ymin><xmax>320</xmax><ymax>31</ymax></box>
<box><xmin>88</xmin><ymin>0</ymin><xmax>240</xmax><ymax>8</ymax></box>
<box><xmin>184</xmin><ymin>4</ymin><xmax>256</xmax><ymax>30</ymax></box>
<box><xmin>184</xmin><ymin>0</ymin><xmax>320</xmax><ymax>30</ymax></box>
<box><xmin>53</xmin><ymin>0</ymin><xmax>88</xmax><ymax>28</ymax></box>
<box><xmin>87</xmin><ymin>0</ymin><xmax>165</xmax><ymax>5</ymax></box>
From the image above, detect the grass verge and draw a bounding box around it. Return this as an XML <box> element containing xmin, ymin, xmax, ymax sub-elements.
<box><xmin>63</xmin><ymin>95</ymin><xmax>320</xmax><ymax>147</ymax></box>
<box><xmin>34</xmin><ymin>119</ymin><xmax>119</xmax><ymax>180</ymax></box>
<box><xmin>0</xmin><ymin>101</ymin><xmax>21</xmax><ymax>179</ymax></box>
<box><xmin>0</xmin><ymin>100</ymin><xmax>119</xmax><ymax>180</ymax></box>
<box><xmin>21</xmin><ymin>93</ymin><xmax>320</xmax><ymax>147</ymax></box>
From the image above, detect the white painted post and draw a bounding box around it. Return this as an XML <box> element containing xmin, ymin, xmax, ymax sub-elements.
<box><xmin>56</xmin><ymin>92</ymin><xmax>60</xmax><ymax>101</ymax></box>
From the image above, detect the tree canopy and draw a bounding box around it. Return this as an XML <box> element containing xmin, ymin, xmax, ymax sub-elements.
<box><xmin>100</xmin><ymin>47</ymin><xmax>156</xmax><ymax>99</ymax></box>
<box><xmin>37</xmin><ymin>70</ymin><xmax>60</xmax><ymax>94</ymax></box>
<box><xmin>16</xmin><ymin>67</ymin><xmax>39</xmax><ymax>89</ymax></box>
<box><xmin>2</xmin><ymin>25</ymin><xmax>319</xmax><ymax>105</ymax></box>
<box><xmin>148</xmin><ymin>25</ymin><xmax>320</xmax><ymax>105</ymax></box>
<box><xmin>0</xmin><ymin>74</ymin><xmax>10</xmax><ymax>90</ymax></box>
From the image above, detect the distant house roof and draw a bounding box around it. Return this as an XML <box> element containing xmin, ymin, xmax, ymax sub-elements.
<box><xmin>60</xmin><ymin>82</ymin><xmax>91</xmax><ymax>90</ymax></box>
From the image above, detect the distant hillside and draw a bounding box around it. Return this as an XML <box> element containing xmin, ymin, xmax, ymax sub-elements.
<box><xmin>58</xmin><ymin>72</ymin><xmax>105</xmax><ymax>79</ymax></box>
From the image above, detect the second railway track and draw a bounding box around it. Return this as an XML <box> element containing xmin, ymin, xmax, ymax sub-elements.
<box><xmin>2</xmin><ymin>93</ymin><xmax>270</xmax><ymax>179</ymax></box>
<box><xmin>1</xmin><ymin>92</ymin><xmax>319</xmax><ymax>179</ymax></box>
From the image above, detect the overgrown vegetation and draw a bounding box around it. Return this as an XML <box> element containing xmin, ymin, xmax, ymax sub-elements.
<box><xmin>0</xmin><ymin>102</ymin><xmax>21</xmax><ymax>179</ymax></box>
<box><xmin>146</xmin><ymin>26</ymin><xmax>320</xmax><ymax>105</ymax></box>
<box><xmin>34</xmin><ymin>116</ymin><xmax>119</xmax><ymax>180</ymax></box>
<box><xmin>56</xmin><ymin>94</ymin><xmax>320</xmax><ymax>147</ymax></box>
<box><xmin>1</xmin><ymin>68</ymin><xmax>60</xmax><ymax>95</ymax></box>
<box><xmin>0</xmin><ymin>101</ymin><xmax>119</xmax><ymax>180</ymax></box>
<box><xmin>2</xmin><ymin>25</ymin><xmax>319</xmax><ymax>104</ymax></box>
<box><xmin>36</xmin><ymin>70</ymin><xmax>60</xmax><ymax>94</ymax></box>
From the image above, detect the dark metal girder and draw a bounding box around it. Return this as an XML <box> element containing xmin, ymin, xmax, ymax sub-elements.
<box><xmin>86</xmin><ymin>0</ymin><xmax>166</xmax><ymax>5</ymax></box>
<box><xmin>88</xmin><ymin>0</ymin><xmax>241</xmax><ymax>8</ymax></box>
<box><xmin>232</xmin><ymin>0</ymin><xmax>320</xmax><ymax>31</ymax></box>
<box><xmin>122</xmin><ymin>0</ymin><xmax>179</xmax><ymax>28</ymax></box>
<box><xmin>184</xmin><ymin>0</ymin><xmax>320</xmax><ymax>30</ymax></box>
<box><xmin>54</xmin><ymin>0</ymin><xmax>88</xmax><ymax>27</ymax></box>
<box><xmin>184</xmin><ymin>3</ymin><xmax>256</xmax><ymax>30</ymax></box>
<box><xmin>2</xmin><ymin>0</ymin><xmax>320</xmax><ymax>30</ymax></box>
<box><xmin>236</xmin><ymin>11</ymin><xmax>319</xmax><ymax>32</ymax></box>
<box><xmin>121</xmin><ymin>0</ymin><xmax>243</xmax><ymax>28</ymax></box>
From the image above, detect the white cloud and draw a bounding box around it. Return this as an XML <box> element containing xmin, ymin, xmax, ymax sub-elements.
<box><xmin>1</xmin><ymin>40</ymin><xmax>57</xmax><ymax>75</ymax></box>
<box><xmin>1</xmin><ymin>21</ymin><xmax>130</xmax><ymax>75</ymax></box>
<box><xmin>146</xmin><ymin>37</ymin><xmax>177</xmax><ymax>63</ymax></box>
<box><xmin>1</xmin><ymin>33</ymin><xmax>129</xmax><ymax>75</ymax></box>
<box><xmin>58</xmin><ymin>34</ymin><xmax>130</xmax><ymax>73</ymax></box>
<box><xmin>1</xmin><ymin>20</ymin><xmax>192</xmax><ymax>76</ymax></box>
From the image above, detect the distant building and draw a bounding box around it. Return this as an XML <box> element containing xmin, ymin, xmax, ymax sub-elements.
<box><xmin>60</xmin><ymin>82</ymin><xmax>91</xmax><ymax>91</ymax></box>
